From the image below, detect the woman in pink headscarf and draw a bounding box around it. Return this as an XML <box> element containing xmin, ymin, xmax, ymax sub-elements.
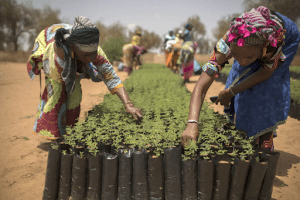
<box><xmin>181</xmin><ymin>6</ymin><xmax>300</xmax><ymax>152</ymax></box>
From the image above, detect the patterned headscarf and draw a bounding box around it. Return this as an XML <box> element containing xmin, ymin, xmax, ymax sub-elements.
<box><xmin>227</xmin><ymin>6</ymin><xmax>285</xmax><ymax>47</ymax></box>
<box><xmin>55</xmin><ymin>16</ymin><xmax>99</xmax><ymax>94</ymax></box>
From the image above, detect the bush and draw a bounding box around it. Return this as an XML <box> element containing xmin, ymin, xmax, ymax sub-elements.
<box><xmin>101</xmin><ymin>36</ymin><xmax>126</xmax><ymax>62</ymax></box>
<box><xmin>290</xmin><ymin>78</ymin><xmax>300</xmax><ymax>104</ymax></box>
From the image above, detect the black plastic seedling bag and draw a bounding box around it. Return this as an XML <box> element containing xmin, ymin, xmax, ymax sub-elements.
<box><xmin>101</xmin><ymin>152</ymin><xmax>119</xmax><ymax>200</ymax></box>
<box><xmin>212</xmin><ymin>155</ymin><xmax>232</xmax><ymax>200</ymax></box>
<box><xmin>182</xmin><ymin>158</ymin><xmax>198</xmax><ymax>200</ymax></box>
<box><xmin>198</xmin><ymin>156</ymin><xmax>215</xmax><ymax>200</ymax></box>
<box><xmin>57</xmin><ymin>144</ymin><xmax>73</xmax><ymax>200</ymax></box>
<box><xmin>259</xmin><ymin>152</ymin><xmax>280</xmax><ymax>200</ymax></box>
<box><xmin>164</xmin><ymin>146</ymin><xmax>182</xmax><ymax>200</ymax></box>
<box><xmin>133</xmin><ymin>148</ymin><xmax>149</xmax><ymax>199</ymax></box>
<box><xmin>148</xmin><ymin>154</ymin><xmax>165</xmax><ymax>200</ymax></box>
<box><xmin>70</xmin><ymin>155</ymin><xmax>88</xmax><ymax>200</ymax></box>
<box><xmin>243</xmin><ymin>158</ymin><xmax>268</xmax><ymax>200</ymax></box>
<box><xmin>228</xmin><ymin>157</ymin><xmax>250</xmax><ymax>200</ymax></box>
<box><xmin>118</xmin><ymin>149</ymin><xmax>133</xmax><ymax>200</ymax></box>
<box><xmin>86</xmin><ymin>152</ymin><xmax>103</xmax><ymax>200</ymax></box>
<box><xmin>43</xmin><ymin>146</ymin><xmax>61</xmax><ymax>200</ymax></box>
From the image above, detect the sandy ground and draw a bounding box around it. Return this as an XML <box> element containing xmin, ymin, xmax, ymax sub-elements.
<box><xmin>0</xmin><ymin>62</ymin><xmax>299</xmax><ymax>200</ymax></box>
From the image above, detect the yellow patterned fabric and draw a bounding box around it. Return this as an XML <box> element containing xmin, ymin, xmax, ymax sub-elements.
<box><xmin>28</xmin><ymin>23</ymin><xmax>123</xmax><ymax>139</ymax></box>
<box><xmin>131</xmin><ymin>35</ymin><xmax>140</xmax><ymax>46</ymax></box>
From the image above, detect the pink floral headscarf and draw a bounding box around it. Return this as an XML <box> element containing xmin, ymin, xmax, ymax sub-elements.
<box><xmin>227</xmin><ymin>6</ymin><xmax>284</xmax><ymax>47</ymax></box>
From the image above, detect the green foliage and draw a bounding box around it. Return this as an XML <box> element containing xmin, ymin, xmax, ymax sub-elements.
<box><xmin>50</xmin><ymin>143</ymin><xmax>59</xmax><ymax>150</ymax></box>
<box><xmin>221</xmin><ymin>64</ymin><xmax>232</xmax><ymax>75</ymax></box>
<box><xmin>66</xmin><ymin>63</ymin><xmax>256</xmax><ymax>160</ymax></box>
<box><xmin>101</xmin><ymin>36</ymin><xmax>126</xmax><ymax>63</ymax></box>
<box><xmin>79</xmin><ymin>151</ymin><xmax>84</xmax><ymax>158</ymax></box>
<box><xmin>62</xmin><ymin>150</ymin><xmax>67</xmax><ymax>155</ymax></box>
<box><xmin>290</xmin><ymin>78</ymin><xmax>300</xmax><ymax>104</ymax></box>
<box><xmin>290</xmin><ymin>66</ymin><xmax>300</xmax><ymax>74</ymax></box>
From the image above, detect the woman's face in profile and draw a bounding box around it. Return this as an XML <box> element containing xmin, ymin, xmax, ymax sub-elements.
<box><xmin>71</xmin><ymin>44</ymin><xmax>98</xmax><ymax>64</ymax></box>
<box><xmin>230</xmin><ymin>44</ymin><xmax>262</xmax><ymax>67</ymax></box>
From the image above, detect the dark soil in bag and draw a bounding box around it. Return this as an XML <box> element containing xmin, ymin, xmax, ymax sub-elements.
<box><xmin>164</xmin><ymin>146</ymin><xmax>182</xmax><ymax>200</ymax></box>
<box><xmin>148</xmin><ymin>154</ymin><xmax>165</xmax><ymax>200</ymax></box>
<box><xmin>101</xmin><ymin>152</ymin><xmax>119</xmax><ymax>200</ymax></box>
<box><xmin>133</xmin><ymin>148</ymin><xmax>149</xmax><ymax>200</ymax></box>
<box><xmin>228</xmin><ymin>157</ymin><xmax>250</xmax><ymax>200</ymax></box>
<box><xmin>243</xmin><ymin>156</ymin><xmax>268</xmax><ymax>200</ymax></box>
<box><xmin>182</xmin><ymin>158</ymin><xmax>198</xmax><ymax>200</ymax></box>
<box><xmin>57</xmin><ymin>144</ymin><xmax>73</xmax><ymax>200</ymax></box>
<box><xmin>86</xmin><ymin>152</ymin><xmax>103</xmax><ymax>200</ymax></box>
<box><xmin>296</xmin><ymin>104</ymin><xmax>300</xmax><ymax>120</ymax></box>
<box><xmin>212</xmin><ymin>155</ymin><xmax>232</xmax><ymax>200</ymax></box>
<box><xmin>70</xmin><ymin>155</ymin><xmax>88</xmax><ymax>200</ymax></box>
<box><xmin>43</xmin><ymin>146</ymin><xmax>61</xmax><ymax>200</ymax></box>
<box><xmin>118</xmin><ymin>149</ymin><xmax>133</xmax><ymax>200</ymax></box>
<box><xmin>198</xmin><ymin>156</ymin><xmax>215</xmax><ymax>200</ymax></box>
<box><xmin>259</xmin><ymin>152</ymin><xmax>280</xmax><ymax>200</ymax></box>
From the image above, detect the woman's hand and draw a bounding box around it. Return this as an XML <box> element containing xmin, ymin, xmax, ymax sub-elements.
<box><xmin>215</xmin><ymin>88</ymin><xmax>234</xmax><ymax>107</ymax></box>
<box><xmin>181</xmin><ymin>123</ymin><xmax>199</xmax><ymax>147</ymax></box>
<box><xmin>125</xmin><ymin>103</ymin><xmax>143</xmax><ymax>120</ymax></box>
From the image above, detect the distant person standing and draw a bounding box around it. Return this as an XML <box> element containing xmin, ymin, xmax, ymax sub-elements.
<box><xmin>175</xmin><ymin>30</ymin><xmax>184</xmax><ymax>42</ymax></box>
<box><xmin>177</xmin><ymin>40</ymin><xmax>198</xmax><ymax>83</ymax></box>
<box><xmin>183</xmin><ymin>23</ymin><xmax>193</xmax><ymax>43</ymax></box>
<box><xmin>166</xmin><ymin>31</ymin><xmax>184</xmax><ymax>73</ymax></box>
<box><xmin>164</xmin><ymin>29</ymin><xmax>176</xmax><ymax>47</ymax></box>
<box><xmin>164</xmin><ymin>29</ymin><xmax>176</xmax><ymax>65</ymax></box>
<box><xmin>132</xmin><ymin>30</ymin><xmax>142</xmax><ymax>46</ymax></box>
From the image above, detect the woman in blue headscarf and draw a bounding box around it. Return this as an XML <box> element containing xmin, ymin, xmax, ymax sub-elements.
<box><xmin>181</xmin><ymin>6</ymin><xmax>300</xmax><ymax>151</ymax></box>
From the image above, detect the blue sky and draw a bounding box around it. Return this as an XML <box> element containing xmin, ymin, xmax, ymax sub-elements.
<box><xmin>17</xmin><ymin>0</ymin><xmax>245</xmax><ymax>51</ymax></box>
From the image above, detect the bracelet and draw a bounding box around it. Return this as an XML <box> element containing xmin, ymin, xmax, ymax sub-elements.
<box><xmin>229</xmin><ymin>87</ymin><xmax>235</xmax><ymax>96</ymax></box>
<box><xmin>187</xmin><ymin>120</ymin><xmax>199</xmax><ymax>124</ymax></box>
<box><xmin>125</xmin><ymin>100</ymin><xmax>133</xmax><ymax>105</ymax></box>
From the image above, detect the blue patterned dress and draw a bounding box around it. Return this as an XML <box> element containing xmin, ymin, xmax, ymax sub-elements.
<box><xmin>224</xmin><ymin>13</ymin><xmax>300</xmax><ymax>138</ymax></box>
<box><xmin>202</xmin><ymin>12</ymin><xmax>300</xmax><ymax>139</ymax></box>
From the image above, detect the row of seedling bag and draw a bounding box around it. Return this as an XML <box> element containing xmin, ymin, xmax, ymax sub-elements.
<box><xmin>43</xmin><ymin>140</ymin><xmax>280</xmax><ymax>200</ymax></box>
<box><xmin>42</xmin><ymin>64</ymin><xmax>280</xmax><ymax>199</ymax></box>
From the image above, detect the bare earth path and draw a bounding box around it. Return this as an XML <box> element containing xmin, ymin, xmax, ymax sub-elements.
<box><xmin>0</xmin><ymin>63</ymin><xmax>299</xmax><ymax>200</ymax></box>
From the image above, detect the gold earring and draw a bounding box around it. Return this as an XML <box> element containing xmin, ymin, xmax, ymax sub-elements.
<box><xmin>71</xmin><ymin>51</ymin><xmax>74</xmax><ymax>58</ymax></box>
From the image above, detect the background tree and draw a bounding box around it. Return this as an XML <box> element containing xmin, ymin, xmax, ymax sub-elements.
<box><xmin>243</xmin><ymin>0</ymin><xmax>300</xmax><ymax>54</ymax></box>
<box><xmin>105</xmin><ymin>22</ymin><xmax>128</xmax><ymax>41</ymax></box>
<box><xmin>243</xmin><ymin>0</ymin><xmax>300</xmax><ymax>27</ymax></box>
<box><xmin>197</xmin><ymin>37</ymin><xmax>212</xmax><ymax>54</ymax></box>
<box><xmin>128</xmin><ymin>26</ymin><xmax>162</xmax><ymax>50</ymax></box>
<box><xmin>0</xmin><ymin>0</ymin><xmax>61</xmax><ymax>51</ymax></box>
<box><xmin>212</xmin><ymin>13</ymin><xmax>241</xmax><ymax>44</ymax></box>
<box><xmin>0</xmin><ymin>0</ymin><xmax>34</xmax><ymax>51</ymax></box>
<box><xmin>27</xmin><ymin>5</ymin><xmax>61</xmax><ymax>50</ymax></box>
<box><xmin>101</xmin><ymin>36</ymin><xmax>126</xmax><ymax>62</ymax></box>
<box><xmin>95</xmin><ymin>21</ymin><xmax>107</xmax><ymax>45</ymax></box>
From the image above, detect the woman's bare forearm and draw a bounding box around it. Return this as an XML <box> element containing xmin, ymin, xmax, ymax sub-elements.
<box><xmin>115</xmin><ymin>87</ymin><xmax>131</xmax><ymax>105</ymax></box>
<box><xmin>188</xmin><ymin>73</ymin><xmax>215</xmax><ymax>121</ymax></box>
<box><xmin>231</xmin><ymin>67</ymin><xmax>274</xmax><ymax>95</ymax></box>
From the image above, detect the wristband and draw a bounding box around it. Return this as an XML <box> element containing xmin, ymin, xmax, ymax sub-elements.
<box><xmin>125</xmin><ymin>100</ymin><xmax>133</xmax><ymax>105</ymax></box>
<box><xmin>187</xmin><ymin>120</ymin><xmax>199</xmax><ymax>124</ymax></box>
<box><xmin>229</xmin><ymin>87</ymin><xmax>235</xmax><ymax>96</ymax></box>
